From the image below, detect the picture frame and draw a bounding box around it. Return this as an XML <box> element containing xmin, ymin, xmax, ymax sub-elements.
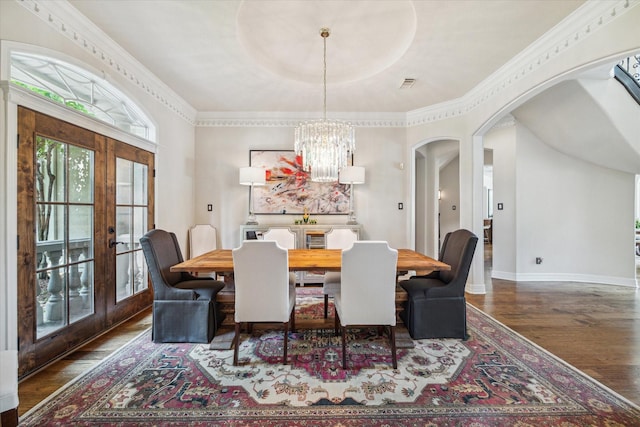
<box><xmin>249</xmin><ymin>150</ymin><xmax>352</xmax><ymax>215</ymax></box>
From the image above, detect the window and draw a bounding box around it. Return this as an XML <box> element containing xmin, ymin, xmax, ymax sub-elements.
<box><xmin>10</xmin><ymin>52</ymin><xmax>154</xmax><ymax>141</ymax></box>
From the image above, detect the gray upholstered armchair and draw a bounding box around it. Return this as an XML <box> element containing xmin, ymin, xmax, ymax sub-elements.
<box><xmin>400</xmin><ymin>229</ymin><xmax>478</xmax><ymax>340</ymax></box>
<box><xmin>140</xmin><ymin>229</ymin><xmax>225</xmax><ymax>343</ymax></box>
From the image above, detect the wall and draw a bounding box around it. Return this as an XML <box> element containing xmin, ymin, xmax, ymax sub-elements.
<box><xmin>439</xmin><ymin>157</ymin><xmax>460</xmax><ymax>240</ymax></box>
<box><xmin>194</xmin><ymin>125</ymin><xmax>408</xmax><ymax>249</ymax></box>
<box><xmin>484</xmin><ymin>124</ymin><xmax>517</xmax><ymax>279</ymax></box>
<box><xmin>485</xmin><ymin>120</ymin><xmax>636</xmax><ymax>286</ymax></box>
<box><xmin>515</xmin><ymin>123</ymin><xmax>635</xmax><ymax>284</ymax></box>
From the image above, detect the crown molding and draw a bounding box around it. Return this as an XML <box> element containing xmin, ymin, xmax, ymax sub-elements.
<box><xmin>195</xmin><ymin>111</ymin><xmax>408</xmax><ymax>128</ymax></box>
<box><xmin>17</xmin><ymin>0</ymin><xmax>637</xmax><ymax>129</ymax></box>
<box><xmin>490</xmin><ymin>114</ymin><xmax>516</xmax><ymax>130</ymax></box>
<box><xmin>16</xmin><ymin>0</ymin><xmax>197</xmax><ymax>125</ymax></box>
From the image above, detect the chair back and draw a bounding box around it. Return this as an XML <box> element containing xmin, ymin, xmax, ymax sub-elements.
<box><xmin>339</xmin><ymin>241</ymin><xmax>398</xmax><ymax>326</ymax></box>
<box><xmin>438</xmin><ymin>229</ymin><xmax>478</xmax><ymax>288</ymax></box>
<box><xmin>263</xmin><ymin>227</ymin><xmax>296</xmax><ymax>249</ymax></box>
<box><xmin>232</xmin><ymin>240</ymin><xmax>293</xmax><ymax>323</ymax></box>
<box><xmin>189</xmin><ymin>224</ymin><xmax>217</xmax><ymax>258</ymax></box>
<box><xmin>140</xmin><ymin>229</ymin><xmax>189</xmax><ymax>299</ymax></box>
<box><xmin>325</xmin><ymin>228</ymin><xmax>358</xmax><ymax>249</ymax></box>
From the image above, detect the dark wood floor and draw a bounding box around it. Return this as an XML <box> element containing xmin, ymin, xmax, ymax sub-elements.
<box><xmin>17</xmin><ymin>248</ymin><xmax>640</xmax><ymax>416</ymax></box>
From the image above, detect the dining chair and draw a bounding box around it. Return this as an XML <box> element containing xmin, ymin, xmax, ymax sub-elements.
<box><xmin>262</xmin><ymin>227</ymin><xmax>297</xmax><ymax>286</ymax></box>
<box><xmin>322</xmin><ymin>228</ymin><xmax>358</xmax><ymax>318</ymax></box>
<box><xmin>232</xmin><ymin>240</ymin><xmax>296</xmax><ymax>365</ymax></box>
<box><xmin>399</xmin><ymin>229</ymin><xmax>478</xmax><ymax>339</ymax></box>
<box><xmin>189</xmin><ymin>224</ymin><xmax>218</xmax><ymax>279</ymax></box>
<box><xmin>334</xmin><ymin>241</ymin><xmax>398</xmax><ymax>369</ymax></box>
<box><xmin>140</xmin><ymin>229</ymin><xmax>226</xmax><ymax>343</ymax></box>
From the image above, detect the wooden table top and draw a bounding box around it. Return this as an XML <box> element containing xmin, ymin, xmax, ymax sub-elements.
<box><xmin>171</xmin><ymin>248</ymin><xmax>450</xmax><ymax>274</ymax></box>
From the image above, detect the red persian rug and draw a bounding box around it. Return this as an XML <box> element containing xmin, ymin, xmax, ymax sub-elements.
<box><xmin>20</xmin><ymin>297</ymin><xmax>640</xmax><ymax>426</ymax></box>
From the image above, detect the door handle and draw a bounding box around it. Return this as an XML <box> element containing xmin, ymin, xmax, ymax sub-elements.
<box><xmin>108</xmin><ymin>239</ymin><xmax>125</xmax><ymax>248</ymax></box>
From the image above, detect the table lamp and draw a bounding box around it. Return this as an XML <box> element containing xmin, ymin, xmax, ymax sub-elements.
<box><xmin>239</xmin><ymin>166</ymin><xmax>266</xmax><ymax>225</ymax></box>
<box><xmin>339</xmin><ymin>166</ymin><xmax>365</xmax><ymax>225</ymax></box>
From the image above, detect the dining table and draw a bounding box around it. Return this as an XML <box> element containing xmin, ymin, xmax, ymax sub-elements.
<box><xmin>171</xmin><ymin>248</ymin><xmax>450</xmax><ymax>326</ymax></box>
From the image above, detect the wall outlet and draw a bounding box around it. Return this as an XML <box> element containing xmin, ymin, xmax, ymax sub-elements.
<box><xmin>535</xmin><ymin>257</ymin><xmax>543</xmax><ymax>264</ymax></box>
<box><xmin>207</xmin><ymin>204</ymin><xmax>213</xmax><ymax>212</ymax></box>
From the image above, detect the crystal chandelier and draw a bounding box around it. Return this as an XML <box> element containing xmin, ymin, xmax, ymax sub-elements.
<box><xmin>294</xmin><ymin>28</ymin><xmax>355</xmax><ymax>183</ymax></box>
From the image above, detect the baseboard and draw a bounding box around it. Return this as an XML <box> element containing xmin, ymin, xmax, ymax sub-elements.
<box><xmin>465</xmin><ymin>282</ymin><xmax>487</xmax><ymax>294</ymax></box>
<box><xmin>492</xmin><ymin>270</ymin><xmax>637</xmax><ymax>288</ymax></box>
<box><xmin>491</xmin><ymin>270</ymin><xmax>517</xmax><ymax>281</ymax></box>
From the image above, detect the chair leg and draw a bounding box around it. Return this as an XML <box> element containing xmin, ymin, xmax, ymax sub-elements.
<box><xmin>290</xmin><ymin>303</ymin><xmax>296</xmax><ymax>333</ymax></box>
<box><xmin>389</xmin><ymin>325</ymin><xmax>397</xmax><ymax>369</ymax></box>
<box><xmin>341</xmin><ymin>326</ymin><xmax>347</xmax><ymax>369</ymax></box>
<box><xmin>324</xmin><ymin>294</ymin><xmax>329</xmax><ymax>318</ymax></box>
<box><xmin>233</xmin><ymin>322</ymin><xmax>241</xmax><ymax>366</ymax></box>
<box><xmin>334</xmin><ymin>310</ymin><xmax>340</xmax><ymax>336</ymax></box>
<box><xmin>283</xmin><ymin>321</ymin><xmax>289</xmax><ymax>365</ymax></box>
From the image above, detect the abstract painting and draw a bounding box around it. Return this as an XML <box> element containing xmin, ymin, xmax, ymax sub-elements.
<box><xmin>249</xmin><ymin>150</ymin><xmax>350</xmax><ymax>215</ymax></box>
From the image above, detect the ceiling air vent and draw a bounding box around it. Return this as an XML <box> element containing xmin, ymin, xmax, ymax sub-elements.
<box><xmin>400</xmin><ymin>78</ymin><xmax>416</xmax><ymax>89</ymax></box>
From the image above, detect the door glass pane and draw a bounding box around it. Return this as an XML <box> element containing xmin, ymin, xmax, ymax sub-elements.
<box><xmin>116</xmin><ymin>254</ymin><xmax>132</xmax><ymax>301</ymax></box>
<box><xmin>36</xmin><ymin>137</ymin><xmax>66</xmax><ymax>203</ymax></box>
<box><xmin>133</xmin><ymin>207</ymin><xmax>147</xmax><ymax>245</ymax></box>
<box><xmin>69</xmin><ymin>205</ymin><xmax>93</xmax><ymax>261</ymax></box>
<box><xmin>68</xmin><ymin>145</ymin><xmax>94</xmax><ymax>203</ymax></box>
<box><xmin>37</xmin><ymin>266</ymin><xmax>67</xmax><ymax>337</ymax></box>
<box><xmin>36</xmin><ymin>204</ymin><xmax>66</xmax><ymax>268</ymax></box>
<box><xmin>115</xmin><ymin>158</ymin><xmax>149</xmax><ymax>302</ymax></box>
<box><xmin>35</xmin><ymin>137</ymin><xmax>95</xmax><ymax>339</ymax></box>
<box><xmin>133</xmin><ymin>207</ymin><xmax>148</xmax><ymax>292</ymax></box>
<box><xmin>116</xmin><ymin>158</ymin><xmax>132</xmax><ymax>204</ymax></box>
<box><xmin>116</xmin><ymin>206</ymin><xmax>132</xmax><ymax>254</ymax></box>
<box><xmin>75</xmin><ymin>260</ymin><xmax>94</xmax><ymax>320</ymax></box>
<box><xmin>134</xmin><ymin>250</ymin><xmax>148</xmax><ymax>292</ymax></box>
<box><xmin>133</xmin><ymin>163</ymin><xmax>147</xmax><ymax>205</ymax></box>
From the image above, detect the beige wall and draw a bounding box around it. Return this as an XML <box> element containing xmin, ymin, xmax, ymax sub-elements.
<box><xmin>194</xmin><ymin>125</ymin><xmax>408</xmax><ymax>249</ymax></box>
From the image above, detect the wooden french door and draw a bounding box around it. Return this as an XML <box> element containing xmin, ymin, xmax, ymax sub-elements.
<box><xmin>17</xmin><ymin>107</ymin><xmax>154</xmax><ymax>377</ymax></box>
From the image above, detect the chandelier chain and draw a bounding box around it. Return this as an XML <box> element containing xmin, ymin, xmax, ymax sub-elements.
<box><xmin>323</xmin><ymin>30</ymin><xmax>327</xmax><ymax>120</ymax></box>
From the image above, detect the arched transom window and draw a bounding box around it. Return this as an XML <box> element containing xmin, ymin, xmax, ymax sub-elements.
<box><xmin>10</xmin><ymin>52</ymin><xmax>155</xmax><ymax>141</ymax></box>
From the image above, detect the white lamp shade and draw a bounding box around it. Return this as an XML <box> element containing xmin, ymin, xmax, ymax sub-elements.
<box><xmin>239</xmin><ymin>167</ymin><xmax>266</xmax><ymax>186</ymax></box>
<box><xmin>339</xmin><ymin>166</ymin><xmax>365</xmax><ymax>184</ymax></box>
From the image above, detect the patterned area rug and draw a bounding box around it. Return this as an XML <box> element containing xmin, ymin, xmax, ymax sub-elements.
<box><xmin>20</xmin><ymin>296</ymin><xmax>640</xmax><ymax>426</ymax></box>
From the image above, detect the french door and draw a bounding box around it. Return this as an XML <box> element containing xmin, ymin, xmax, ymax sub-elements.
<box><xmin>17</xmin><ymin>107</ymin><xmax>154</xmax><ymax>377</ymax></box>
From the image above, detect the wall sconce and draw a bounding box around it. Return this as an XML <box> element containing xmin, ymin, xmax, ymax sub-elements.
<box><xmin>239</xmin><ymin>167</ymin><xmax>266</xmax><ymax>225</ymax></box>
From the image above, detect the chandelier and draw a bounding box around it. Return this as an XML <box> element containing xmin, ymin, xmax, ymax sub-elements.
<box><xmin>294</xmin><ymin>28</ymin><xmax>355</xmax><ymax>183</ymax></box>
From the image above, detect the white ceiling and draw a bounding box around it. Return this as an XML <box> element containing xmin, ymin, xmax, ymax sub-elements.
<box><xmin>66</xmin><ymin>0</ymin><xmax>585</xmax><ymax>114</ymax></box>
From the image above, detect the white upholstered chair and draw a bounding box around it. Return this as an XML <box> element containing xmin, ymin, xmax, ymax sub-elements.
<box><xmin>189</xmin><ymin>224</ymin><xmax>217</xmax><ymax>256</ymax></box>
<box><xmin>322</xmin><ymin>228</ymin><xmax>358</xmax><ymax>318</ymax></box>
<box><xmin>334</xmin><ymin>241</ymin><xmax>398</xmax><ymax>369</ymax></box>
<box><xmin>262</xmin><ymin>227</ymin><xmax>297</xmax><ymax>286</ymax></box>
<box><xmin>189</xmin><ymin>224</ymin><xmax>218</xmax><ymax>279</ymax></box>
<box><xmin>232</xmin><ymin>240</ymin><xmax>296</xmax><ymax>365</ymax></box>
